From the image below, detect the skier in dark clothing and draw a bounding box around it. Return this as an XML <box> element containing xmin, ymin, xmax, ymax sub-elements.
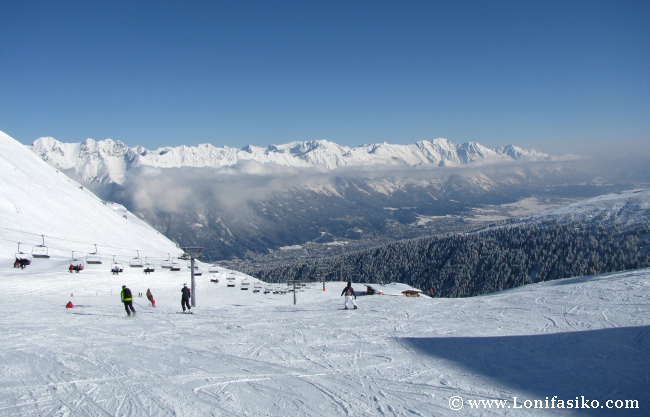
<box><xmin>341</xmin><ymin>281</ymin><xmax>358</xmax><ymax>310</ymax></box>
<box><xmin>181</xmin><ymin>283</ymin><xmax>191</xmax><ymax>313</ymax></box>
<box><xmin>121</xmin><ymin>285</ymin><xmax>136</xmax><ymax>316</ymax></box>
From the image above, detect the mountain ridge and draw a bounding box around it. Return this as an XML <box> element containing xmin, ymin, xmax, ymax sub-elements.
<box><xmin>29</xmin><ymin>136</ymin><xmax>551</xmax><ymax>186</ymax></box>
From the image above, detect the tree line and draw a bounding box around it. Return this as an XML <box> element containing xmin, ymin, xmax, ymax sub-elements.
<box><xmin>249</xmin><ymin>220</ymin><xmax>650</xmax><ymax>297</ymax></box>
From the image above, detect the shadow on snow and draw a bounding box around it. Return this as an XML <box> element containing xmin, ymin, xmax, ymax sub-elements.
<box><xmin>402</xmin><ymin>326</ymin><xmax>650</xmax><ymax>416</ymax></box>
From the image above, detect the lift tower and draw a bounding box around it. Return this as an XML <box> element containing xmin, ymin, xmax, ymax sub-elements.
<box><xmin>180</xmin><ymin>247</ymin><xmax>204</xmax><ymax>307</ymax></box>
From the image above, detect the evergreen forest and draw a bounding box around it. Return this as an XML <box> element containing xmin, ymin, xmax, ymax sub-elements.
<box><xmin>250</xmin><ymin>221</ymin><xmax>650</xmax><ymax>297</ymax></box>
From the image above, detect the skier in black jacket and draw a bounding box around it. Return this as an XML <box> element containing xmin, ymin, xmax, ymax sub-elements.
<box><xmin>181</xmin><ymin>283</ymin><xmax>191</xmax><ymax>313</ymax></box>
<box><xmin>341</xmin><ymin>281</ymin><xmax>358</xmax><ymax>310</ymax></box>
<box><xmin>121</xmin><ymin>285</ymin><xmax>136</xmax><ymax>316</ymax></box>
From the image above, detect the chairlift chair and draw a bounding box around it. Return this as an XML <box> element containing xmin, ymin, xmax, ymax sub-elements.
<box><xmin>14</xmin><ymin>243</ymin><xmax>32</xmax><ymax>268</ymax></box>
<box><xmin>32</xmin><ymin>235</ymin><xmax>51</xmax><ymax>259</ymax></box>
<box><xmin>143</xmin><ymin>258</ymin><xmax>155</xmax><ymax>274</ymax></box>
<box><xmin>186</xmin><ymin>260</ymin><xmax>202</xmax><ymax>274</ymax></box>
<box><xmin>15</xmin><ymin>243</ymin><xmax>32</xmax><ymax>261</ymax></box>
<box><xmin>170</xmin><ymin>259</ymin><xmax>181</xmax><ymax>271</ymax></box>
<box><xmin>161</xmin><ymin>254</ymin><xmax>173</xmax><ymax>269</ymax></box>
<box><xmin>86</xmin><ymin>244</ymin><xmax>102</xmax><ymax>264</ymax></box>
<box><xmin>226</xmin><ymin>274</ymin><xmax>236</xmax><ymax>287</ymax></box>
<box><xmin>241</xmin><ymin>279</ymin><xmax>249</xmax><ymax>290</ymax></box>
<box><xmin>208</xmin><ymin>264</ymin><xmax>219</xmax><ymax>273</ymax></box>
<box><xmin>111</xmin><ymin>256</ymin><xmax>124</xmax><ymax>274</ymax></box>
<box><xmin>69</xmin><ymin>251</ymin><xmax>84</xmax><ymax>273</ymax></box>
<box><xmin>129</xmin><ymin>250</ymin><xmax>143</xmax><ymax>267</ymax></box>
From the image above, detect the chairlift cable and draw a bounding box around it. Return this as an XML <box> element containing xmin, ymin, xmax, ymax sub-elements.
<box><xmin>0</xmin><ymin>226</ymin><xmax>179</xmax><ymax>257</ymax></box>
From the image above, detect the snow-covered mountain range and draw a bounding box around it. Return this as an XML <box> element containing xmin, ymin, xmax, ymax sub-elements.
<box><xmin>30</xmin><ymin>136</ymin><xmax>549</xmax><ymax>185</ymax></box>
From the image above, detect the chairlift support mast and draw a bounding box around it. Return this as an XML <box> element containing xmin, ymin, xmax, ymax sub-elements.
<box><xmin>286</xmin><ymin>279</ymin><xmax>311</xmax><ymax>305</ymax></box>
<box><xmin>180</xmin><ymin>247</ymin><xmax>204</xmax><ymax>308</ymax></box>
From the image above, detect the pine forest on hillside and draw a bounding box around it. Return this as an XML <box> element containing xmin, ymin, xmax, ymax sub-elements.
<box><xmin>251</xmin><ymin>220</ymin><xmax>650</xmax><ymax>297</ymax></box>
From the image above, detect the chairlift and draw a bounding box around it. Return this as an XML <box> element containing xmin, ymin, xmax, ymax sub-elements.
<box><xmin>208</xmin><ymin>264</ymin><xmax>219</xmax><ymax>273</ymax></box>
<box><xmin>86</xmin><ymin>244</ymin><xmax>102</xmax><ymax>264</ymax></box>
<box><xmin>241</xmin><ymin>279</ymin><xmax>250</xmax><ymax>290</ymax></box>
<box><xmin>69</xmin><ymin>251</ymin><xmax>84</xmax><ymax>273</ymax></box>
<box><xmin>253</xmin><ymin>282</ymin><xmax>262</xmax><ymax>293</ymax></box>
<box><xmin>111</xmin><ymin>256</ymin><xmax>124</xmax><ymax>275</ymax></box>
<box><xmin>193</xmin><ymin>266</ymin><xmax>203</xmax><ymax>276</ymax></box>
<box><xmin>15</xmin><ymin>243</ymin><xmax>31</xmax><ymax>261</ymax></box>
<box><xmin>227</xmin><ymin>274</ymin><xmax>236</xmax><ymax>287</ymax></box>
<box><xmin>14</xmin><ymin>243</ymin><xmax>32</xmax><ymax>268</ymax></box>
<box><xmin>143</xmin><ymin>257</ymin><xmax>155</xmax><ymax>274</ymax></box>
<box><xmin>170</xmin><ymin>259</ymin><xmax>181</xmax><ymax>271</ymax></box>
<box><xmin>69</xmin><ymin>251</ymin><xmax>81</xmax><ymax>265</ymax></box>
<box><xmin>161</xmin><ymin>254</ymin><xmax>173</xmax><ymax>269</ymax></box>
<box><xmin>31</xmin><ymin>235</ymin><xmax>50</xmax><ymax>259</ymax></box>
<box><xmin>129</xmin><ymin>250</ymin><xmax>143</xmax><ymax>267</ymax></box>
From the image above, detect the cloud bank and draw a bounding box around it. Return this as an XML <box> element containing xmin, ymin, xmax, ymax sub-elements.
<box><xmin>105</xmin><ymin>154</ymin><xmax>650</xmax><ymax>216</ymax></box>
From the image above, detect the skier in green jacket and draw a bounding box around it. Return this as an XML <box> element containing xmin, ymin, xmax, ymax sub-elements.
<box><xmin>121</xmin><ymin>285</ymin><xmax>136</xmax><ymax>316</ymax></box>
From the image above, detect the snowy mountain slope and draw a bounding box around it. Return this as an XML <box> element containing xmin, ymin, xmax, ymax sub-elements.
<box><xmin>0</xmin><ymin>131</ymin><xmax>181</xmax><ymax>267</ymax></box>
<box><xmin>29</xmin><ymin>135</ymin><xmax>550</xmax><ymax>186</ymax></box>
<box><xmin>0</xmin><ymin>257</ymin><xmax>647</xmax><ymax>416</ymax></box>
<box><xmin>506</xmin><ymin>188</ymin><xmax>650</xmax><ymax>229</ymax></box>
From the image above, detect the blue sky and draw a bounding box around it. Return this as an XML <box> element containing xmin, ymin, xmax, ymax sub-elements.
<box><xmin>1</xmin><ymin>0</ymin><xmax>648</xmax><ymax>155</ymax></box>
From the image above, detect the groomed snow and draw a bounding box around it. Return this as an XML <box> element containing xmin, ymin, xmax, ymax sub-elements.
<box><xmin>0</xmin><ymin>261</ymin><xmax>648</xmax><ymax>416</ymax></box>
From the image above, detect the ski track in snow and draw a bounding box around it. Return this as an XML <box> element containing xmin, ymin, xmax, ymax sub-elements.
<box><xmin>0</xmin><ymin>260</ymin><xmax>649</xmax><ymax>416</ymax></box>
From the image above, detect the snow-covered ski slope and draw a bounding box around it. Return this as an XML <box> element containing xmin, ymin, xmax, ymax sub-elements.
<box><xmin>0</xmin><ymin>131</ymin><xmax>181</xmax><ymax>266</ymax></box>
<box><xmin>1</xmin><ymin>130</ymin><xmax>649</xmax><ymax>415</ymax></box>
<box><xmin>1</xmin><ymin>261</ymin><xmax>648</xmax><ymax>416</ymax></box>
